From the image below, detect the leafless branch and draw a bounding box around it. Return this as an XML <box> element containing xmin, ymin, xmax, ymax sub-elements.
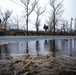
<box><xmin>28</xmin><ymin>0</ymin><xmax>38</xmax><ymax>16</ymax></box>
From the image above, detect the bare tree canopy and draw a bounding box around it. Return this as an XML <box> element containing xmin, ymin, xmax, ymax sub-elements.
<box><xmin>35</xmin><ymin>4</ymin><xmax>46</xmax><ymax>17</ymax></box>
<box><xmin>34</xmin><ymin>3</ymin><xmax>46</xmax><ymax>34</ymax></box>
<box><xmin>60</xmin><ymin>20</ymin><xmax>69</xmax><ymax>32</ymax></box>
<box><xmin>20</xmin><ymin>0</ymin><xmax>38</xmax><ymax>35</ymax></box>
<box><xmin>49</xmin><ymin>0</ymin><xmax>64</xmax><ymax>34</ymax></box>
<box><xmin>10</xmin><ymin>15</ymin><xmax>24</xmax><ymax>29</ymax></box>
<box><xmin>0</xmin><ymin>9</ymin><xmax>12</xmax><ymax>29</ymax></box>
<box><xmin>20</xmin><ymin>0</ymin><xmax>38</xmax><ymax>16</ymax></box>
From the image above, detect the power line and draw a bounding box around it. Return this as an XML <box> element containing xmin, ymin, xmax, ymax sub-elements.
<box><xmin>10</xmin><ymin>0</ymin><xmax>25</xmax><ymax>8</ymax></box>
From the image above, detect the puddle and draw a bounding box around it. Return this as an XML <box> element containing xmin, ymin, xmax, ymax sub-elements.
<box><xmin>0</xmin><ymin>38</ymin><xmax>76</xmax><ymax>60</ymax></box>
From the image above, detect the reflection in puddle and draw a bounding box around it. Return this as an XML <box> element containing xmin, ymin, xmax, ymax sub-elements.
<box><xmin>0</xmin><ymin>38</ymin><xmax>76</xmax><ymax>60</ymax></box>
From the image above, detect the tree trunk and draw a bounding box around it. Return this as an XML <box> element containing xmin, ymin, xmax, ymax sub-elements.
<box><xmin>26</xmin><ymin>6</ymin><xmax>29</xmax><ymax>36</ymax></box>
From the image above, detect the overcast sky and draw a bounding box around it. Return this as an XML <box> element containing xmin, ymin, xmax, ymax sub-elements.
<box><xmin>0</xmin><ymin>0</ymin><xmax>76</xmax><ymax>30</ymax></box>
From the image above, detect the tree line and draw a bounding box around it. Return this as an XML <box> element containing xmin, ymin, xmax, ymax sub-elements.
<box><xmin>0</xmin><ymin>0</ymin><xmax>76</xmax><ymax>36</ymax></box>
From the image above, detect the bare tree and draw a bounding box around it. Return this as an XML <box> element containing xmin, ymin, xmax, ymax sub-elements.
<box><xmin>0</xmin><ymin>8</ymin><xmax>2</xmax><ymax>29</ymax></box>
<box><xmin>35</xmin><ymin>3</ymin><xmax>46</xmax><ymax>34</ymax></box>
<box><xmin>49</xmin><ymin>0</ymin><xmax>64</xmax><ymax>35</ymax></box>
<box><xmin>46</xmin><ymin>17</ymin><xmax>53</xmax><ymax>32</ymax></box>
<box><xmin>61</xmin><ymin>20</ymin><xmax>69</xmax><ymax>33</ymax></box>
<box><xmin>0</xmin><ymin>10</ymin><xmax>12</xmax><ymax>29</ymax></box>
<box><xmin>20</xmin><ymin>0</ymin><xmax>38</xmax><ymax>35</ymax></box>
<box><xmin>10</xmin><ymin>15</ymin><xmax>24</xmax><ymax>29</ymax></box>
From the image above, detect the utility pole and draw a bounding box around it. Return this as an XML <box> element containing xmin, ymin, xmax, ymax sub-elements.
<box><xmin>70</xmin><ymin>17</ymin><xmax>73</xmax><ymax>32</ymax></box>
<box><xmin>74</xmin><ymin>18</ymin><xmax>76</xmax><ymax>31</ymax></box>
